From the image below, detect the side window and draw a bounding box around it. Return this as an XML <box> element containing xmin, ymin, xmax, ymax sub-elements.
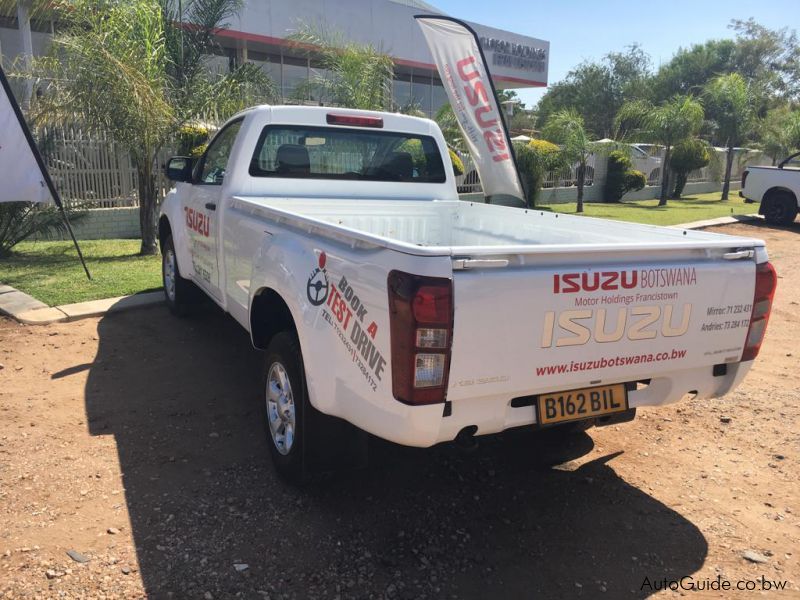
<box><xmin>198</xmin><ymin>120</ymin><xmax>243</xmax><ymax>185</ymax></box>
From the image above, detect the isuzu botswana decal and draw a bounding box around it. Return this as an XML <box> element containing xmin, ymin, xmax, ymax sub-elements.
<box><xmin>543</xmin><ymin>267</ymin><xmax>698</xmax><ymax>350</ymax></box>
<box><xmin>308</xmin><ymin>252</ymin><xmax>385</xmax><ymax>392</ymax></box>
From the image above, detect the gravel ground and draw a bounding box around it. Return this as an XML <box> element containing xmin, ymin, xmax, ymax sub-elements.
<box><xmin>0</xmin><ymin>220</ymin><xmax>798</xmax><ymax>599</ymax></box>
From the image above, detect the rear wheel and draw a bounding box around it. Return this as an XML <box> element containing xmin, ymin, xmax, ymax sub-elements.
<box><xmin>262</xmin><ymin>331</ymin><xmax>367</xmax><ymax>482</ymax></box>
<box><xmin>762</xmin><ymin>191</ymin><xmax>798</xmax><ymax>226</ymax></box>
<box><xmin>161</xmin><ymin>235</ymin><xmax>200</xmax><ymax>316</ymax></box>
<box><xmin>263</xmin><ymin>332</ymin><xmax>307</xmax><ymax>482</ymax></box>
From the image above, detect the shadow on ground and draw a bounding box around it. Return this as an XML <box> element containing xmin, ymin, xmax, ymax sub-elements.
<box><xmin>730</xmin><ymin>218</ymin><xmax>800</xmax><ymax>233</ymax></box>
<box><xmin>83</xmin><ymin>305</ymin><xmax>707</xmax><ymax>599</ymax></box>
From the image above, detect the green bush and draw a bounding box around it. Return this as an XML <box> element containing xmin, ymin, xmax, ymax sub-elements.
<box><xmin>177</xmin><ymin>124</ymin><xmax>210</xmax><ymax>156</ymax></box>
<box><xmin>605</xmin><ymin>150</ymin><xmax>645</xmax><ymax>202</ymax></box>
<box><xmin>669</xmin><ymin>138</ymin><xmax>711</xmax><ymax>198</ymax></box>
<box><xmin>448</xmin><ymin>148</ymin><xmax>464</xmax><ymax>176</ymax></box>
<box><xmin>624</xmin><ymin>170</ymin><xmax>647</xmax><ymax>193</ymax></box>
<box><xmin>514</xmin><ymin>139</ymin><xmax>563</xmax><ymax>207</ymax></box>
<box><xmin>0</xmin><ymin>202</ymin><xmax>86</xmax><ymax>257</ymax></box>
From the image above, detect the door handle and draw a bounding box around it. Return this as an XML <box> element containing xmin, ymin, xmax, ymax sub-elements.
<box><xmin>205</xmin><ymin>202</ymin><xmax>217</xmax><ymax>211</ymax></box>
<box><xmin>452</xmin><ymin>258</ymin><xmax>510</xmax><ymax>270</ymax></box>
<box><xmin>722</xmin><ymin>249</ymin><xmax>754</xmax><ymax>260</ymax></box>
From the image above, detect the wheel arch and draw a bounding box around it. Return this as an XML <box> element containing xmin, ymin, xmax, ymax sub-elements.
<box><xmin>158</xmin><ymin>215</ymin><xmax>172</xmax><ymax>251</ymax></box>
<box><xmin>249</xmin><ymin>287</ymin><xmax>298</xmax><ymax>350</ymax></box>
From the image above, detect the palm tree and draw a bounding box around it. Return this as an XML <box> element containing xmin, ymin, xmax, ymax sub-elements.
<box><xmin>542</xmin><ymin>109</ymin><xmax>593</xmax><ymax>213</ymax></box>
<box><xmin>24</xmin><ymin>0</ymin><xmax>276</xmax><ymax>255</ymax></box>
<box><xmin>290</xmin><ymin>26</ymin><xmax>394</xmax><ymax>111</ymax></box>
<box><xmin>616</xmin><ymin>95</ymin><xmax>704</xmax><ymax>206</ymax></box>
<box><xmin>758</xmin><ymin>107</ymin><xmax>800</xmax><ymax>165</ymax></box>
<box><xmin>434</xmin><ymin>104</ymin><xmax>465</xmax><ymax>151</ymax></box>
<box><xmin>703</xmin><ymin>73</ymin><xmax>758</xmax><ymax>200</ymax></box>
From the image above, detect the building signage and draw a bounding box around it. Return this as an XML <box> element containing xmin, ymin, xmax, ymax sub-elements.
<box><xmin>479</xmin><ymin>37</ymin><xmax>547</xmax><ymax>73</ymax></box>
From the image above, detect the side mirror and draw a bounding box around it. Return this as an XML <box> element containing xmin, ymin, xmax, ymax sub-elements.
<box><xmin>165</xmin><ymin>156</ymin><xmax>194</xmax><ymax>182</ymax></box>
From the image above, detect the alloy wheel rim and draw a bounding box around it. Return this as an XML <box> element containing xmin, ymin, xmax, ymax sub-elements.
<box><xmin>164</xmin><ymin>249</ymin><xmax>176</xmax><ymax>302</ymax></box>
<box><xmin>266</xmin><ymin>362</ymin><xmax>296</xmax><ymax>455</ymax></box>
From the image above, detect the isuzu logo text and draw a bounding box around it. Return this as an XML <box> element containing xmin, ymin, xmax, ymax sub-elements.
<box><xmin>456</xmin><ymin>56</ymin><xmax>510</xmax><ymax>164</ymax></box>
<box><xmin>554</xmin><ymin>268</ymin><xmax>698</xmax><ymax>293</ymax></box>
<box><xmin>541</xmin><ymin>305</ymin><xmax>693</xmax><ymax>348</ymax></box>
<box><xmin>554</xmin><ymin>271</ymin><xmax>637</xmax><ymax>294</ymax></box>
<box><xmin>184</xmin><ymin>207</ymin><xmax>210</xmax><ymax>237</ymax></box>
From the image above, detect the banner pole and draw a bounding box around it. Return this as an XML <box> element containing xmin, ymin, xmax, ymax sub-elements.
<box><xmin>59</xmin><ymin>203</ymin><xmax>92</xmax><ymax>280</ymax></box>
<box><xmin>0</xmin><ymin>64</ymin><xmax>91</xmax><ymax>279</ymax></box>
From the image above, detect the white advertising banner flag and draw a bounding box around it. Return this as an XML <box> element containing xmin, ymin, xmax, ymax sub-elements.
<box><xmin>0</xmin><ymin>66</ymin><xmax>54</xmax><ymax>204</ymax></box>
<box><xmin>416</xmin><ymin>16</ymin><xmax>525</xmax><ymax>202</ymax></box>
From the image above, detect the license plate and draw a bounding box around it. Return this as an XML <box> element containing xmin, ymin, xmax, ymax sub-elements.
<box><xmin>537</xmin><ymin>383</ymin><xmax>628</xmax><ymax>426</ymax></box>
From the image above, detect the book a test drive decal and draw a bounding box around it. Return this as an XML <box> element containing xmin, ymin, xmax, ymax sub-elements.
<box><xmin>307</xmin><ymin>252</ymin><xmax>386</xmax><ymax>392</ymax></box>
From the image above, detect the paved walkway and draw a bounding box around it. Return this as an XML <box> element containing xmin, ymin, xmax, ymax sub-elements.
<box><xmin>671</xmin><ymin>213</ymin><xmax>762</xmax><ymax>229</ymax></box>
<box><xmin>0</xmin><ymin>289</ymin><xmax>163</xmax><ymax>325</ymax></box>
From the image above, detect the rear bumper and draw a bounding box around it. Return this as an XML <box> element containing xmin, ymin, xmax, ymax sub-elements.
<box><xmin>326</xmin><ymin>362</ymin><xmax>753</xmax><ymax>447</ymax></box>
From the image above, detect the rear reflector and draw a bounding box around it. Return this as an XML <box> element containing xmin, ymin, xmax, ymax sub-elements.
<box><xmin>741</xmin><ymin>261</ymin><xmax>777</xmax><ymax>361</ymax></box>
<box><xmin>388</xmin><ymin>271</ymin><xmax>453</xmax><ymax>405</ymax></box>
<box><xmin>326</xmin><ymin>113</ymin><xmax>384</xmax><ymax>128</ymax></box>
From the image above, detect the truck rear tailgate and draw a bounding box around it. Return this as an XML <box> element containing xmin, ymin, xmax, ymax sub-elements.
<box><xmin>447</xmin><ymin>255</ymin><xmax>757</xmax><ymax>402</ymax></box>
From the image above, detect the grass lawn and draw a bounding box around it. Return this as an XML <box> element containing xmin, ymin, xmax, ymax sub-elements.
<box><xmin>544</xmin><ymin>192</ymin><xmax>758</xmax><ymax>226</ymax></box>
<box><xmin>0</xmin><ymin>239</ymin><xmax>161</xmax><ymax>307</ymax></box>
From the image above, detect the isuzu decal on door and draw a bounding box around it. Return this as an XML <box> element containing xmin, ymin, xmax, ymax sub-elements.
<box><xmin>184</xmin><ymin>206</ymin><xmax>210</xmax><ymax>237</ymax></box>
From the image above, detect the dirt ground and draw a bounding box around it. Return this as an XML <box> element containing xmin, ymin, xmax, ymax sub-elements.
<box><xmin>0</xmin><ymin>220</ymin><xmax>798</xmax><ymax>599</ymax></box>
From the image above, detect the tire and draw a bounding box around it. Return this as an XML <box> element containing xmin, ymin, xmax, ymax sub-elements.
<box><xmin>262</xmin><ymin>331</ymin><xmax>367</xmax><ymax>482</ymax></box>
<box><xmin>263</xmin><ymin>331</ymin><xmax>308</xmax><ymax>482</ymax></box>
<box><xmin>762</xmin><ymin>191</ymin><xmax>798</xmax><ymax>226</ymax></box>
<box><xmin>161</xmin><ymin>235</ymin><xmax>200</xmax><ymax>316</ymax></box>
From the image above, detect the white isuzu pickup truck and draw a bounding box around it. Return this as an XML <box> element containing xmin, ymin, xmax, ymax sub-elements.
<box><xmin>159</xmin><ymin>105</ymin><xmax>777</xmax><ymax>480</ymax></box>
<box><xmin>740</xmin><ymin>151</ymin><xmax>800</xmax><ymax>225</ymax></box>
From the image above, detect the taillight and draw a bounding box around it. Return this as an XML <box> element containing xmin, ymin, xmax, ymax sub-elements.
<box><xmin>388</xmin><ymin>271</ymin><xmax>453</xmax><ymax>405</ymax></box>
<box><xmin>326</xmin><ymin>113</ymin><xmax>384</xmax><ymax>128</ymax></box>
<box><xmin>741</xmin><ymin>262</ymin><xmax>777</xmax><ymax>361</ymax></box>
<box><xmin>741</xmin><ymin>170</ymin><xmax>748</xmax><ymax>189</ymax></box>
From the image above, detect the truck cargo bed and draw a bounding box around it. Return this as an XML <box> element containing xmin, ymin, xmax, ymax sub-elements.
<box><xmin>232</xmin><ymin>197</ymin><xmax>763</xmax><ymax>258</ymax></box>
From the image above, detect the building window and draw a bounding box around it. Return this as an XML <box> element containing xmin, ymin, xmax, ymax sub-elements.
<box><xmin>392</xmin><ymin>73</ymin><xmax>412</xmax><ymax>111</ymax></box>
<box><xmin>282</xmin><ymin>55</ymin><xmax>309</xmax><ymax>102</ymax></box>
<box><xmin>411</xmin><ymin>74</ymin><xmax>431</xmax><ymax>116</ymax></box>
<box><xmin>431</xmin><ymin>78</ymin><xmax>448</xmax><ymax>117</ymax></box>
<box><xmin>309</xmin><ymin>59</ymin><xmax>333</xmax><ymax>103</ymax></box>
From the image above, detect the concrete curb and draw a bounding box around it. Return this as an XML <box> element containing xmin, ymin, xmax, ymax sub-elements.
<box><xmin>0</xmin><ymin>288</ymin><xmax>163</xmax><ymax>325</ymax></box>
<box><xmin>671</xmin><ymin>213</ymin><xmax>763</xmax><ymax>230</ymax></box>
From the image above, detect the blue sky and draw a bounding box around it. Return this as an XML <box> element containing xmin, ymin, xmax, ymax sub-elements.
<box><xmin>431</xmin><ymin>0</ymin><xmax>798</xmax><ymax>108</ymax></box>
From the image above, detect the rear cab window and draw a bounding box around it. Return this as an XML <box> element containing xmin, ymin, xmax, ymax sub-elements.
<box><xmin>248</xmin><ymin>125</ymin><xmax>446</xmax><ymax>183</ymax></box>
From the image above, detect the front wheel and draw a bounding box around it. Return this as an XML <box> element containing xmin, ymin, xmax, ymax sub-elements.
<box><xmin>161</xmin><ymin>234</ymin><xmax>200</xmax><ymax>316</ymax></box>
